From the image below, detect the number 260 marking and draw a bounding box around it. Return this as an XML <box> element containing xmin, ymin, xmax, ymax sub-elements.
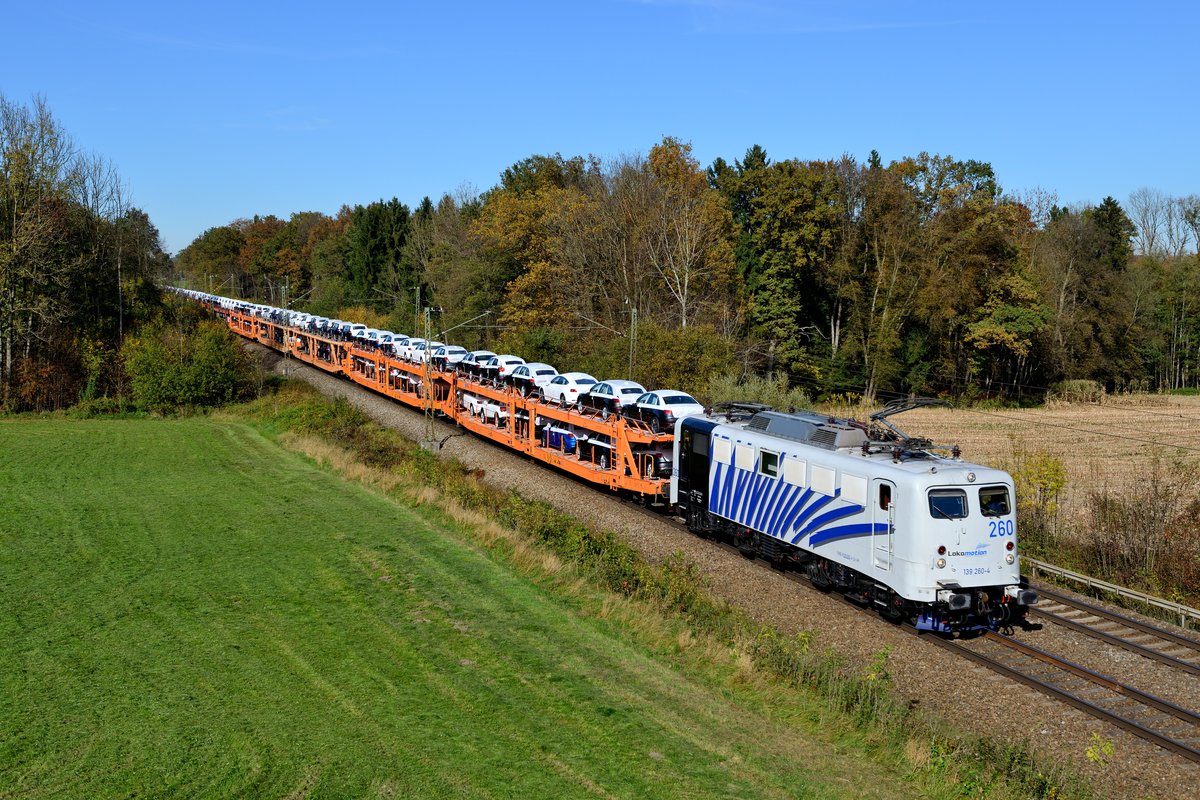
<box><xmin>988</xmin><ymin>519</ymin><xmax>1014</xmax><ymax>537</ymax></box>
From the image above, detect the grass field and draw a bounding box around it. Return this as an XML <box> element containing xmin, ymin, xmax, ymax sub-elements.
<box><xmin>0</xmin><ymin>417</ymin><xmax>929</xmax><ymax>799</ymax></box>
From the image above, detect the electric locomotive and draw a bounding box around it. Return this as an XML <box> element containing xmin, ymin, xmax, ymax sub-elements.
<box><xmin>671</xmin><ymin>400</ymin><xmax>1037</xmax><ymax>632</ymax></box>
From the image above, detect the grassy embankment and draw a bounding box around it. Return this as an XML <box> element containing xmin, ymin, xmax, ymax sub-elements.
<box><xmin>0</xmin><ymin>388</ymin><xmax>1083</xmax><ymax>798</ymax></box>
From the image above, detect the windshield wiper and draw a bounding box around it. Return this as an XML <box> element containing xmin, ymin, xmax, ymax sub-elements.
<box><xmin>930</xmin><ymin>504</ymin><xmax>954</xmax><ymax>521</ymax></box>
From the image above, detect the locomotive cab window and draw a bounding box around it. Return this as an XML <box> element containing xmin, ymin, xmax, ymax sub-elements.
<box><xmin>759</xmin><ymin>449</ymin><xmax>779</xmax><ymax>478</ymax></box>
<box><xmin>928</xmin><ymin>489</ymin><xmax>967</xmax><ymax>520</ymax></box>
<box><xmin>979</xmin><ymin>486</ymin><xmax>1011</xmax><ymax>517</ymax></box>
<box><xmin>879</xmin><ymin>484</ymin><xmax>892</xmax><ymax>510</ymax></box>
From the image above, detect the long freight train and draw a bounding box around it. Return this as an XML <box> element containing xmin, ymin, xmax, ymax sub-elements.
<box><xmin>175</xmin><ymin>288</ymin><xmax>1037</xmax><ymax>633</ymax></box>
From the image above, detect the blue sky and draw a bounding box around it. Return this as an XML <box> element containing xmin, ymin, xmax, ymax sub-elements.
<box><xmin>6</xmin><ymin>1</ymin><xmax>1197</xmax><ymax>253</ymax></box>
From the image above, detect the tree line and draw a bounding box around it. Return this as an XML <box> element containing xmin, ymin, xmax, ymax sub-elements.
<box><xmin>8</xmin><ymin>89</ymin><xmax>1197</xmax><ymax>411</ymax></box>
<box><xmin>1</xmin><ymin>95</ymin><xmax>169</xmax><ymax>410</ymax></box>
<box><xmin>175</xmin><ymin>138</ymin><xmax>1200</xmax><ymax>403</ymax></box>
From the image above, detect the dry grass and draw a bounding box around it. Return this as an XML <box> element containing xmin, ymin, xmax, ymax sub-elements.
<box><xmin>853</xmin><ymin>396</ymin><xmax>1200</xmax><ymax>524</ymax></box>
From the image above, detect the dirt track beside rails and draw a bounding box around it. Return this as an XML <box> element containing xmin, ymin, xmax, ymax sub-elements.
<box><xmin>258</xmin><ymin>347</ymin><xmax>1200</xmax><ymax>799</ymax></box>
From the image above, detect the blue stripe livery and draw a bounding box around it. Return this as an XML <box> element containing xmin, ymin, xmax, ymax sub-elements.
<box><xmin>808</xmin><ymin>522</ymin><xmax>888</xmax><ymax>546</ymax></box>
<box><xmin>709</xmin><ymin>458</ymin><xmax>878</xmax><ymax>547</ymax></box>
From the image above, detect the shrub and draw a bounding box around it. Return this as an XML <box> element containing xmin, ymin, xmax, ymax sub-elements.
<box><xmin>1005</xmin><ymin>440</ymin><xmax>1068</xmax><ymax>555</ymax></box>
<box><xmin>335</xmin><ymin>305</ymin><xmax>390</xmax><ymax>330</ymax></box>
<box><xmin>69</xmin><ymin>396</ymin><xmax>137</xmax><ymax>418</ymax></box>
<box><xmin>706</xmin><ymin>371</ymin><xmax>812</xmax><ymax>410</ymax></box>
<box><xmin>1047</xmin><ymin>380</ymin><xmax>1104</xmax><ymax>404</ymax></box>
<box><xmin>12</xmin><ymin>350</ymin><xmax>84</xmax><ymax>412</ymax></box>
<box><xmin>123</xmin><ymin>320</ymin><xmax>257</xmax><ymax>412</ymax></box>
<box><xmin>1082</xmin><ymin>455</ymin><xmax>1200</xmax><ymax>601</ymax></box>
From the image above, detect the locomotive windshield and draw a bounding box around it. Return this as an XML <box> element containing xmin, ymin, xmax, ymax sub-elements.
<box><xmin>928</xmin><ymin>489</ymin><xmax>968</xmax><ymax>519</ymax></box>
<box><xmin>979</xmin><ymin>486</ymin><xmax>1011</xmax><ymax>517</ymax></box>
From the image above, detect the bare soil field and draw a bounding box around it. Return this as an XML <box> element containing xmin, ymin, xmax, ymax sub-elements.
<box><xmin>866</xmin><ymin>396</ymin><xmax>1200</xmax><ymax>523</ymax></box>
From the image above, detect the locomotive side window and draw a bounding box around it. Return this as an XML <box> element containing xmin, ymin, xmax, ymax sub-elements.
<box><xmin>735</xmin><ymin>444</ymin><xmax>754</xmax><ymax>471</ymax></box>
<box><xmin>842</xmin><ymin>474</ymin><xmax>867</xmax><ymax>505</ymax></box>
<box><xmin>879</xmin><ymin>484</ymin><xmax>892</xmax><ymax>510</ymax></box>
<box><xmin>759</xmin><ymin>450</ymin><xmax>779</xmax><ymax>478</ymax></box>
<box><xmin>928</xmin><ymin>489</ymin><xmax>967</xmax><ymax>519</ymax></box>
<box><xmin>979</xmin><ymin>486</ymin><xmax>1011</xmax><ymax>516</ymax></box>
<box><xmin>782</xmin><ymin>457</ymin><xmax>806</xmax><ymax>487</ymax></box>
<box><xmin>811</xmin><ymin>465</ymin><xmax>836</xmax><ymax>496</ymax></box>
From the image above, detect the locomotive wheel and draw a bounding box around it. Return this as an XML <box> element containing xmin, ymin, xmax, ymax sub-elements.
<box><xmin>806</xmin><ymin>561</ymin><xmax>831</xmax><ymax>591</ymax></box>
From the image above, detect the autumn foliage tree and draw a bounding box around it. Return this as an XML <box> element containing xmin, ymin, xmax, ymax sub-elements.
<box><xmin>1</xmin><ymin>94</ymin><xmax>167</xmax><ymax>410</ymax></box>
<box><xmin>174</xmin><ymin>134</ymin><xmax>1194</xmax><ymax>404</ymax></box>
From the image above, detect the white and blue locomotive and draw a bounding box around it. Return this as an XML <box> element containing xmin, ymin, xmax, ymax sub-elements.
<box><xmin>671</xmin><ymin>401</ymin><xmax>1037</xmax><ymax>632</ymax></box>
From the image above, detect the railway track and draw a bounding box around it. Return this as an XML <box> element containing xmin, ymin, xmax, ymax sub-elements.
<box><xmin>1029</xmin><ymin>585</ymin><xmax>1200</xmax><ymax>676</ymax></box>
<box><xmin>917</xmin><ymin>629</ymin><xmax>1200</xmax><ymax>764</ymax></box>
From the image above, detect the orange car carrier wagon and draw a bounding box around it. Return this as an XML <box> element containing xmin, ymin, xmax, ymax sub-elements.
<box><xmin>219</xmin><ymin>304</ymin><xmax>675</xmax><ymax>502</ymax></box>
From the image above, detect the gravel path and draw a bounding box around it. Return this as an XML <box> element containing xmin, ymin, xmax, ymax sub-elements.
<box><xmin>262</xmin><ymin>348</ymin><xmax>1199</xmax><ymax>799</ymax></box>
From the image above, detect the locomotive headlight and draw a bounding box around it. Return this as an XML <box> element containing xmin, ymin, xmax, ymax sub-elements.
<box><xmin>1005</xmin><ymin>554</ymin><xmax>1015</xmax><ymax>565</ymax></box>
<box><xmin>966</xmin><ymin>472</ymin><xmax>976</xmax><ymax>483</ymax></box>
<box><xmin>936</xmin><ymin>557</ymin><xmax>947</xmax><ymax>569</ymax></box>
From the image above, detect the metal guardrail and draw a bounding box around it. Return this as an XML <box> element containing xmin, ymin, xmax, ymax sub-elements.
<box><xmin>1025</xmin><ymin>556</ymin><xmax>1200</xmax><ymax>630</ymax></box>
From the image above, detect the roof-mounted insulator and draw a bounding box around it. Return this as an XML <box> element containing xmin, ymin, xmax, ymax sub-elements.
<box><xmin>952</xmin><ymin>445</ymin><xmax>961</xmax><ymax>460</ymax></box>
<box><xmin>892</xmin><ymin>446</ymin><xmax>902</xmax><ymax>463</ymax></box>
<box><xmin>862</xmin><ymin>441</ymin><xmax>871</xmax><ymax>456</ymax></box>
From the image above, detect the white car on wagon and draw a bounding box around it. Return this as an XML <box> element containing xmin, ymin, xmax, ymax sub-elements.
<box><xmin>543</xmin><ymin>372</ymin><xmax>598</xmax><ymax>408</ymax></box>
<box><xmin>580</xmin><ymin>379</ymin><xmax>646</xmax><ymax>417</ymax></box>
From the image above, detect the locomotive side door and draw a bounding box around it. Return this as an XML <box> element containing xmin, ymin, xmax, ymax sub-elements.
<box><xmin>872</xmin><ymin>480</ymin><xmax>895</xmax><ymax>571</ymax></box>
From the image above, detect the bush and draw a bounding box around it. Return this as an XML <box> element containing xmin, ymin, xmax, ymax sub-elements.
<box><xmin>706</xmin><ymin>371</ymin><xmax>812</xmax><ymax>410</ymax></box>
<box><xmin>534</xmin><ymin>322</ymin><xmax>739</xmax><ymax>400</ymax></box>
<box><xmin>68</xmin><ymin>396</ymin><xmax>138</xmax><ymax>418</ymax></box>
<box><xmin>1082</xmin><ymin>456</ymin><xmax>1200</xmax><ymax>601</ymax></box>
<box><xmin>1047</xmin><ymin>380</ymin><xmax>1104</xmax><ymax>404</ymax></box>
<box><xmin>1005</xmin><ymin>440</ymin><xmax>1068</xmax><ymax>555</ymax></box>
<box><xmin>335</xmin><ymin>305</ymin><xmax>390</xmax><ymax>330</ymax></box>
<box><xmin>123</xmin><ymin>320</ymin><xmax>257</xmax><ymax>412</ymax></box>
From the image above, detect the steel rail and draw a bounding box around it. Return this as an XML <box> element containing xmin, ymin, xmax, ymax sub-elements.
<box><xmin>913</xmin><ymin>630</ymin><xmax>1200</xmax><ymax>764</ymax></box>
<box><xmin>1035</xmin><ymin>586</ymin><xmax>1200</xmax><ymax>653</ymax></box>
<box><xmin>987</xmin><ymin>632</ymin><xmax>1200</xmax><ymax>725</ymax></box>
<box><xmin>1029</xmin><ymin>606</ymin><xmax>1200</xmax><ymax>676</ymax></box>
<box><xmin>1025</xmin><ymin>558</ymin><xmax>1200</xmax><ymax>628</ymax></box>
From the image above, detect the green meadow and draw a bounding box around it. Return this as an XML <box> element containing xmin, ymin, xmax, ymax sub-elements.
<box><xmin>0</xmin><ymin>417</ymin><xmax>929</xmax><ymax>799</ymax></box>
